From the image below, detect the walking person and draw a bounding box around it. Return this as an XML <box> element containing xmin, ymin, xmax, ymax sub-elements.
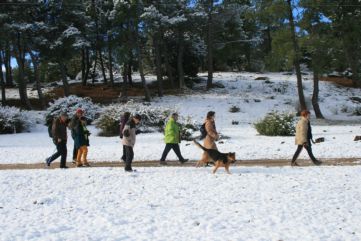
<box><xmin>160</xmin><ymin>113</ymin><xmax>188</xmax><ymax>165</ymax></box>
<box><xmin>122</xmin><ymin>114</ymin><xmax>142</xmax><ymax>172</ymax></box>
<box><xmin>45</xmin><ymin>112</ymin><xmax>69</xmax><ymax>168</ymax></box>
<box><xmin>291</xmin><ymin>110</ymin><xmax>322</xmax><ymax>166</ymax></box>
<box><xmin>119</xmin><ymin>112</ymin><xmax>131</xmax><ymax>162</ymax></box>
<box><xmin>69</xmin><ymin>108</ymin><xmax>84</xmax><ymax>163</ymax></box>
<box><xmin>74</xmin><ymin>117</ymin><xmax>91</xmax><ymax>167</ymax></box>
<box><xmin>197</xmin><ymin>111</ymin><xmax>219</xmax><ymax>166</ymax></box>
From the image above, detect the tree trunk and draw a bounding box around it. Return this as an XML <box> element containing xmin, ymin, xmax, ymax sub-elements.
<box><xmin>4</xmin><ymin>41</ymin><xmax>14</xmax><ymax>87</ymax></box>
<box><xmin>0</xmin><ymin>50</ymin><xmax>6</xmax><ymax>105</ymax></box>
<box><xmin>121</xmin><ymin>63</ymin><xmax>128</xmax><ymax>101</ymax></box>
<box><xmin>81</xmin><ymin>48</ymin><xmax>86</xmax><ymax>86</ymax></box>
<box><xmin>59</xmin><ymin>62</ymin><xmax>70</xmax><ymax>97</ymax></box>
<box><xmin>177</xmin><ymin>31</ymin><xmax>185</xmax><ymax>89</ymax></box>
<box><xmin>92</xmin><ymin>50</ymin><xmax>98</xmax><ymax>84</ymax></box>
<box><xmin>206</xmin><ymin>0</ymin><xmax>214</xmax><ymax>90</ymax></box>
<box><xmin>29</xmin><ymin>52</ymin><xmax>46</xmax><ymax>109</ymax></box>
<box><xmin>83</xmin><ymin>48</ymin><xmax>90</xmax><ymax>86</ymax></box>
<box><xmin>154</xmin><ymin>33</ymin><xmax>164</xmax><ymax>97</ymax></box>
<box><xmin>163</xmin><ymin>48</ymin><xmax>175</xmax><ymax>88</ymax></box>
<box><xmin>287</xmin><ymin>0</ymin><xmax>307</xmax><ymax>111</ymax></box>
<box><xmin>15</xmin><ymin>32</ymin><xmax>32</xmax><ymax>110</ymax></box>
<box><xmin>312</xmin><ymin>70</ymin><xmax>324</xmax><ymax>119</ymax></box>
<box><xmin>98</xmin><ymin>49</ymin><xmax>107</xmax><ymax>84</ymax></box>
<box><xmin>265</xmin><ymin>25</ymin><xmax>272</xmax><ymax>54</ymax></box>
<box><xmin>344</xmin><ymin>44</ymin><xmax>361</xmax><ymax>87</ymax></box>
<box><xmin>107</xmin><ymin>33</ymin><xmax>114</xmax><ymax>86</ymax></box>
<box><xmin>135</xmin><ymin>2</ymin><xmax>151</xmax><ymax>102</ymax></box>
<box><xmin>127</xmin><ymin>51</ymin><xmax>133</xmax><ymax>86</ymax></box>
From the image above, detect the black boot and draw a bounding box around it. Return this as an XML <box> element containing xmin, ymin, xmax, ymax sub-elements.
<box><xmin>313</xmin><ymin>159</ymin><xmax>322</xmax><ymax>166</ymax></box>
<box><xmin>291</xmin><ymin>161</ymin><xmax>299</xmax><ymax>167</ymax></box>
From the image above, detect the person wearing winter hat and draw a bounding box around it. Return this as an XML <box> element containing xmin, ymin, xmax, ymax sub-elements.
<box><xmin>74</xmin><ymin>116</ymin><xmax>91</xmax><ymax>167</ymax></box>
<box><xmin>122</xmin><ymin>114</ymin><xmax>142</xmax><ymax>172</ymax></box>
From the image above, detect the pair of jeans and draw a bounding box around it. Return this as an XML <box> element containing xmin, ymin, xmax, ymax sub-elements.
<box><xmin>48</xmin><ymin>141</ymin><xmax>67</xmax><ymax>168</ymax></box>
<box><xmin>160</xmin><ymin>143</ymin><xmax>185</xmax><ymax>162</ymax></box>
<box><xmin>292</xmin><ymin>142</ymin><xmax>317</xmax><ymax>163</ymax></box>
<box><xmin>124</xmin><ymin>145</ymin><xmax>134</xmax><ymax>171</ymax></box>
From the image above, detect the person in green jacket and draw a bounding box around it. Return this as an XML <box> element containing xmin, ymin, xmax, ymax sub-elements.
<box><xmin>160</xmin><ymin>113</ymin><xmax>188</xmax><ymax>165</ymax></box>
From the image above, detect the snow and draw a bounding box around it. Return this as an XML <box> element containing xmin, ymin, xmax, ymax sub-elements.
<box><xmin>1</xmin><ymin>166</ymin><xmax>361</xmax><ymax>240</ymax></box>
<box><xmin>1</xmin><ymin>72</ymin><xmax>361</xmax><ymax>240</ymax></box>
<box><xmin>1</xmin><ymin>72</ymin><xmax>360</xmax><ymax>164</ymax></box>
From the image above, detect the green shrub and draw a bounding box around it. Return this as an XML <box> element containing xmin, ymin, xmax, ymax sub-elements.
<box><xmin>95</xmin><ymin>102</ymin><xmax>172</xmax><ymax>136</ymax></box>
<box><xmin>95</xmin><ymin>102</ymin><xmax>200</xmax><ymax>138</ymax></box>
<box><xmin>254</xmin><ymin>111</ymin><xmax>295</xmax><ymax>136</ymax></box>
<box><xmin>45</xmin><ymin>95</ymin><xmax>101</xmax><ymax>126</ymax></box>
<box><xmin>0</xmin><ymin>106</ymin><xmax>34</xmax><ymax>134</ymax></box>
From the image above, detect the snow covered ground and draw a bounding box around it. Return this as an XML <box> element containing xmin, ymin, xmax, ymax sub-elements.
<box><xmin>1</xmin><ymin>72</ymin><xmax>360</xmax><ymax>164</ymax></box>
<box><xmin>1</xmin><ymin>72</ymin><xmax>361</xmax><ymax>241</ymax></box>
<box><xmin>1</xmin><ymin>166</ymin><xmax>361</xmax><ymax>241</ymax></box>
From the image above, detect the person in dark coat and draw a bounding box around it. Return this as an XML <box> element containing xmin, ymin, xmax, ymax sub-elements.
<box><xmin>45</xmin><ymin>112</ymin><xmax>69</xmax><ymax>168</ymax></box>
<box><xmin>119</xmin><ymin>112</ymin><xmax>131</xmax><ymax>162</ymax></box>
<box><xmin>122</xmin><ymin>114</ymin><xmax>142</xmax><ymax>172</ymax></box>
<box><xmin>74</xmin><ymin>117</ymin><xmax>90</xmax><ymax>167</ymax></box>
<box><xmin>292</xmin><ymin>110</ymin><xmax>322</xmax><ymax>166</ymax></box>
<box><xmin>69</xmin><ymin>108</ymin><xmax>84</xmax><ymax>163</ymax></box>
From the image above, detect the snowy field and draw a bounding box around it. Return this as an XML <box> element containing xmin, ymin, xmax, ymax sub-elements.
<box><xmin>1</xmin><ymin>72</ymin><xmax>361</xmax><ymax>241</ymax></box>
<box><xmin>1</xmin><ymin>72</ymin><xmax>360</xmax><ymax>164</ymax></box>
<box><xmin>1</xmin><ymin>166</ymin><xmax>361</xmax><ymax>241</ymax></box>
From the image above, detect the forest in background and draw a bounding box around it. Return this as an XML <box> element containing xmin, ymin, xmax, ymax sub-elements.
<box><xmin>0</xmin><ymin>0</ymin><xmax>360</xmax><ymax>115</ymax></box>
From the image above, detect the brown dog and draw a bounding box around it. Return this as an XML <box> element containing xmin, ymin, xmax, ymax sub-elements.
<box><xmin>194</xmin><ymin>141</ymin><xmax>236</xmax><ymax>174</ymax></box>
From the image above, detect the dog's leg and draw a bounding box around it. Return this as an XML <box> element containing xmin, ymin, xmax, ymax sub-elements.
<box><xmin>212</xmin><ymin>162</ymin><xmax>220</xmax><ymax>174</ymax></box>
<box><xmin>196</xmin><ymin>160</ymin><xmax>202</xmax><ymax>168</ymax></box>
<box><xmin>225</xmin><ymin>163</ymin><xmax>231</xmax><ymax>174</ymax></box>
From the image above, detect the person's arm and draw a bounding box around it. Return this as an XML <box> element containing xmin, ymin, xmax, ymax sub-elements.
<box><xmin>205</xmin><ymin>121</ymin><xmax>219</xmax><ymax>140</ymax></box>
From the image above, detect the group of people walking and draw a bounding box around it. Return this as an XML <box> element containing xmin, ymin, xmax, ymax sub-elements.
<box><xmin>45</xmin><ymin>108</ymin><xmax>322</xmax><ymax>171</ymax></box>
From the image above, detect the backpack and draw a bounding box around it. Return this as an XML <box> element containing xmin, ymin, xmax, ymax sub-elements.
<box><xmin>199</xmin><ymin>123</ymin><xmax>207</xmax><ymax>140</ymax></box>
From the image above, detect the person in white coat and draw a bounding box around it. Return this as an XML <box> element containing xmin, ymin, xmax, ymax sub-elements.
<box><xmin>291</xmin><ymin>110</ymin><xmax>322</xmax><ymax>166</ymax></box>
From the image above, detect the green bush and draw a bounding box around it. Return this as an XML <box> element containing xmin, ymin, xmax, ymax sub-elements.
<box><xmin>45</xmin><ymin>95</ymin><xmax>101</xmax><ymax>126</ymax></box>
<box><xmin>254</xmin><ymin>111</ymin><xmax>295</xmax><ymax>136</ymax></box>
<box><xmin>0</xmin><ymin>106</ymin><xmax>33</xmax><ymax>134</ymax></box>
<box><xmin>95</xmin><ymin>102</ymin><xmax>172</xmax><ymax>137</ymax></box>
<box><xmin>95</xmin><ymin>102</ymin><xmax>200</xmax><ymax>138</ymax></box>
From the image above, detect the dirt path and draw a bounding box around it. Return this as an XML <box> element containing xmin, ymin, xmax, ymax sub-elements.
<box><xmin>0</xmin><ymin>158</ymin><xmax>360</xmax><ymax>170</ymax></box>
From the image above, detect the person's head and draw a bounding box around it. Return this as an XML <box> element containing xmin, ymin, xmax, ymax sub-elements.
<box><xmin>60</xmin><ymin>112</ymin><xmax>68</xmax><ymax>122</ymax></box>
<box><xmin>80</xmin><ymin>116</ymin><xmax>87</xmax><ymax>125</ymax></box>
<box><xmin>206</xmin><ymin>111</ymin><xmax>216</xmax><ymax>120</ymax></box>
<box><xmin>133</xmin><ymin>114</ymin><xmax>142</xmax><ymax>124</ymax></box>
<box><xmin>300</xmin><ymin>110</ymin><xmax>311</xmax><ymax>119</ymax></box>
<box><xmin>171</xmin><ymin>113</ymin><xmax>179</xmax><ymax>121</ymax></box>
<box><xmin>76</xmin><ymin>108</ymin><xmax>84</xmax><ymax>118</ymax></box>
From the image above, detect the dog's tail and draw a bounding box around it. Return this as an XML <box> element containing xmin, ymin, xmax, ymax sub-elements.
<box><xmin>193</xmin><ymin>140</ymin><xmax>208</xmax><ymax>151</ymax></box>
